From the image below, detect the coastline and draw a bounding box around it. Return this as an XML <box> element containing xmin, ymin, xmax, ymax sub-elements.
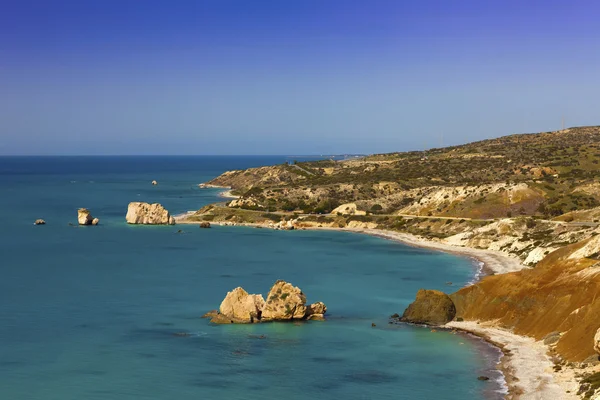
<box><xmin>176</xmin><ymin>216</ymin><xmax>579</xmax><ymax>399</ymax></box>
<box><xmin>447</xmin><ymin>321</ymin><xmax>578</xmax><ymax>400</ymax></box>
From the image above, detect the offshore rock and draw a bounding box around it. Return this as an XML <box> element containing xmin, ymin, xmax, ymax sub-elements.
<box><xmin>199</xmin><ymin>222</ymin><xmax>211</xmax><ymax>228</ymax></box>
<box><xmin>261</xmin><ymin>280</ymin><xmax>308</xmax><ymax>321</ymax></box>
<box><xmin>126</xmin><ymin>202</ymin><xmax>175</xmax><ymax>225</ymax></box>
<box><xmin>78</xmin><ymin>208</ymin><xmax>94</xmax><ymax>225</ymax></box>
<box><xmin>207</xmin><ymin>281</ymin><xmax>327</xmax><ymax>324</ymax></box>
<box><xmin>401</xmin><ymin>289</ymin><xmax>456</xmax><ymax>325</ymax></box>
<box><xmin>34</xmin><ymin>219</ymin><xmax>46</xmax><ymax>225</ymax></box>
<box><xmin>218</xmin><ymin>287</ymin><xmax>265</xmax><ymax>323</ymax></box>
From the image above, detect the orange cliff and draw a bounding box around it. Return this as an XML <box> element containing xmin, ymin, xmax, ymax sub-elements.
<box><xmin>450</xmin><ymin>234</ymin><xmax>600</xmax><ymax>361</ymax></box>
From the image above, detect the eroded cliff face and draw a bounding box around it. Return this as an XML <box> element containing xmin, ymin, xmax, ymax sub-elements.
<box><xmin>451</xmin><ymin>235</ymin><xmax>600</xmax><ymax>361</ymax></box>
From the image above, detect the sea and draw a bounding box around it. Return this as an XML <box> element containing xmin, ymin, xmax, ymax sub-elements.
<box><xmin>0</xmin><ymin>156</ymin><xmax>506</xmax><ymax>400</ymax></box>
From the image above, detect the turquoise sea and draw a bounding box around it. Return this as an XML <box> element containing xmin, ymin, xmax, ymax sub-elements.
<box><xmin>0</xmin><ymin>156</ymin><xmax>505</xmax><ymax>399</ymax></box>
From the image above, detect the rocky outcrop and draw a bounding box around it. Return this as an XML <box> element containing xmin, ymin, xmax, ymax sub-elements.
<box><xmin>228</xmin><ymin>198</ymin><xmax>260</xmax><ymax>208</ymax></box>
<box><xmin>217</xmin><ymin>287</ymin><xmax>265</xmax><ymax>323</ymax></box>
<box><xmin>306</xmin><ymin>301</ymin><xmax>327</xmax><ymax>320</ymax></box>
<box><xmin>401</xmin><ymin>289</ymin><xmax>456</xmax><ymax>325</ymax></box>
<box><xmin>125</xmin><ymin>202</ymin><xmax>175</xmax><ymax>225</ymax></box>
<box><xmin>199</xmin><ymin>222</ymin><xmax>211</xmax><ymax>228</ymax></box>
<box><xmin>34</xmin><ymin>219</ymin><xmax>46</xmax><ymax>225</ymax></box>
<box><xmin>332</xmin><ymin>203</ymin><xmax>366</xmax><ymax>216</ymax></box>
<box><xmin>206</xmin><ymin>280</ymin><xmax>326</xmax><ymax>324</ymax></box>
<box><xmin>594</xmin><ymin>329</ymin><xmax>600</xmax><ymax>354</ymax></box>
<box><xmin>78</xmin><ymin>208</ymin><xmax>96</xmax><ymax>225</ymax></box>
<box><xmin>261</xmin><ymin>280</ymin><xmax>308</xmax><ymax>321</ymax></box>
<box><xmin>151</xmin><ymin>180</ymin><xmax>158</xmax><ymax>185</ymax></box>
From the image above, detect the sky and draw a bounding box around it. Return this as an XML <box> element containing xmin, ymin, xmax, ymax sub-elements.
<box><xmin>1</xmin><ymin>0</ymin><xmax>599</xmax><ymax>155</ymax></box>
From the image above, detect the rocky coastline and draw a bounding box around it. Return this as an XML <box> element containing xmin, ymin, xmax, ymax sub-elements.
<box><xmin>178</xmin><ymin>212</ymin><xmax>594</xmax><ymax>399</ymax></box>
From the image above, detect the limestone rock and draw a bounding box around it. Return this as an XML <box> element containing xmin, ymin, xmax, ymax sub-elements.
<box><xmin>199</xmin><ymin>222</ymin><xmax>211</xmax><ymax>229</ymax></box>
<box><xmin>151</xmin><ymin>180</ymin><xmax>158</xmax><ymax>185</ymax></box>
<box><xmin>78</xmin><ymin>208</ymin><xmax>94</xmax><ymax>225</ymax></box>
<box><xmin>331</xmin><ymin>203</ymin><xmax>366</xmax><ymax>216</ymax></box>
<box><xmin>126</xmin><ymin>202</ymin><xmax>176</xmax><ymax>225</ymax></box>
<box><xmin>594</xmin><ymin>328</ymin><xmax>600</xmax><ymax>354</ymax></box>
<box><xmin>34</xmin><ymin>219</ymin><xmax>46</xmax><ymax>225</ymax></box>
<box><xmin>261</xmin><ymin>280</ymin><xmax>307</xmax><ymax>321</ymax></box>
<box><xmin>92</xmin><ymin>218</ymin><xmax>100</xmax><ymax>225</ymax></box>
<box><xmin>218</xmin><ymin>287</ymin><xmax>265</xmax><ymax>323</ymax></box>
<box><xmin>401</xmin><ymin>289</ymin><xmax>456</xmax><ymax>325</ymax></box>
<box><xmin>307</xmin><ymin>301</ymin><xmax>327</xmax><ymax>316</ymax></box>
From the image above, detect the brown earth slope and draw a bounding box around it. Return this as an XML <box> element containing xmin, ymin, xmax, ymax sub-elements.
<box><xmin>451</xmin><ymin>234</ymin><xmax>600</xmax><ymax>361</ymax></box>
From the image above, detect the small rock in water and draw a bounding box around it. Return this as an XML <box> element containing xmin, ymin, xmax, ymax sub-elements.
<box><xmin>199</xmin><ymin>222</ymin><xmax>211</xmax><ymax>229</ymax></box>
<box><xmin>371</xmin><ymin>323</ymin><xmax>376</xmax><ymax>327</ymax></box>
<box><xmin>152</xmin><ymin>180</ymin><xmax>158</xmax><ymax>185</ymax></box>
<box><xmin>445</xmin><ymin>281</ymin><xmax>453</xmax><ymax>286</ymax></box>
<box><xmin>34</xmin><ymin>219</ymin><xmax>46</xmax><ymax>225</ymax></box>
<box><xmin>477</xmin><ymin>376</ymin><xmax>490</xmax><ymax>381</ymax></box>
<box><xmin>390</xmin><ymin>313</ymin><xmax>400</xmax><ymax>319</ymax></box>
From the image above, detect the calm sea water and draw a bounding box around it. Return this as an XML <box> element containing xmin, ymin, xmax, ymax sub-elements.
<box><xmin>0</xmin><ymin>156</ymin><xmax>505</xmax><ymax>400</ymax></box>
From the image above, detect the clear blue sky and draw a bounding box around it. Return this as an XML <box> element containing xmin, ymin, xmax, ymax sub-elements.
<box><xmin>1</xmin><ymin>0</ymin><xmax>599</xmax><ymax>155</ymax></box>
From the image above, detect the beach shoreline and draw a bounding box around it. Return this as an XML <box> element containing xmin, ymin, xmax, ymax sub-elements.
<box><xmin>175</xmin><ymin>214</ymin><xmax>582</xmax><ymax>398</ymax></box>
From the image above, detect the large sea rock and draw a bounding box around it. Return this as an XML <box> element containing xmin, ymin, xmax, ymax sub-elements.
<box><xmin>126</xmin><ymin>202</ymin><xmax>175</xmax><ymax>225</ymax></box>
<box><xmin>78</xmin><ymin>208</ymin><xmax>96</xmax><ymax>225</ymax></box>
<box><xmin>206</xmin><ymin>280</ymin><xmax>326</xmax><ymax>324</ymax></box>
<box><xmin>261</xmin><ymin>280</ymin><xmax>308</xmax><ymax>321</ymax></box>
<box><xmin>401</xmin><ymin>289</ymin><xmax>456</xmax><ymax>325</ymax></box>
<box><xmin>217</xmin><ymin>287</ymin><xmax>265</xmax><ymax>323</ymax></box>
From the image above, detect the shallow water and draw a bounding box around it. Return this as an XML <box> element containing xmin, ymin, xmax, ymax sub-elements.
<box><xmin>0</xmin><ymin>156</ymin><xmax>505</xmax><ymax>399</ymax></box>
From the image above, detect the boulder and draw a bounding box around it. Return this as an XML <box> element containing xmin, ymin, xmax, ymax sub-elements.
<box><xmin>218</xmin><ymin>287</ymin><xmax>265</xmax><ymax>323</ymax></box>
<box><xmin>151</xmin><ymin>180</ymin><xmax>158</xmax><ymax>185</ymax></box>
<box><xmin>594</xmin><ymin>328</ymin><xmax>600</xmax><ymax>354</ymax></box>
<box><xmin>34</xmin><ymin>219</ymin><xmax>46</xmax><ymax>225</ymax></box>
<box><xmin>126</xmin><ymin>202</ymin><xmax>175</xmax><ymax>225</ymax></box>
<box><xmin>401</xmin><ymin>289</ymin><xmax>456</xmax><ymax>325</ymax></box>
<box><xmin>92</xmin><ymin>218</ymin><xmax>100</xmax><ymax>225</ymax></box>
<box><xmin>261</xmin><ymin>280</ymin><xmax>308</xmax><ymax>321</ymax></box>
<box><xmin>199</xmin><ymin>222</ymin><xmax>211</xmax><ymax>229</ymax></box>
<box><xmin>78</xmin><ymin>208</ymin><xmax>94</xmax><ymax>225</ymax></box>
<box><xmin>307</xmin><ymin>301</ymin><xmax>327</xmax><ymax>316</ymax></box>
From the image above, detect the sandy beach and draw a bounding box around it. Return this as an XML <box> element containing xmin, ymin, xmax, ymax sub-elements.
<box><xmin>447</xmin><ymin>321</ymin><xmax>578</xmax><ymax>400</ymax></box>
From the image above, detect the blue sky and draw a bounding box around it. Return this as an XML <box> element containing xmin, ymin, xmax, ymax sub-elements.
<box><xmin>1</xmin><ymin>0</ymin><xmax>599</xmax><ymax>155</ymax></box>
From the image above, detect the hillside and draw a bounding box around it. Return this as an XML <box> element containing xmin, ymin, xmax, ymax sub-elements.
<box><xmin>189</xmin><ymin>125</ymin><xmax>600</xmax><ymax>366</ymax></box>
<box><xmin>207</xmin><ymin>126</ymin><xmax>600</xmax><ymax>219</ymax></box>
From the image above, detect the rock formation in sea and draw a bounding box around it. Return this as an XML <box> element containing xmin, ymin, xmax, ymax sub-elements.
<box><xmin>205</xmin><ymin>280</ymin><xmax>326</xmax><ymax>324</ymax></box>
<box><xmin>34</xmin><ymin>219</ymin><xmax>46</xmax><ymax>225</ymax></box>
<box><xmin>151</xmin><ymin>180</ymin><xmax>158</xmax><ymax>185</ymax></box>
<box><xmin>199</xmin><ymin>222</ymin><xmax>211</xmax><ymax>228</ymax></box>
<box><xmin>400</xmin><ymin>289</ymin><xmax>456</xmax><ymax>325</ymax></box>
<box><xmin>217</xmin><ymin>287</ymin><xmax>265</xmax><ymax>323</ymax></box>
<box><xmin>125</xmin><ymin>202</ymin><xmax>175</xmax><ymax>225</ymax></box>
<box><xmin>78</xmin><ymin>208</ymin><xmax>97</xmax><ymax>225</ymax></box>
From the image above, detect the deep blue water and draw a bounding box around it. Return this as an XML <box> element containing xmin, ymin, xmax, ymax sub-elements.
<box><xmin>0</xmin><ymin>156</ymin><xmax>505</xmax><ymax>399</ymax></box>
